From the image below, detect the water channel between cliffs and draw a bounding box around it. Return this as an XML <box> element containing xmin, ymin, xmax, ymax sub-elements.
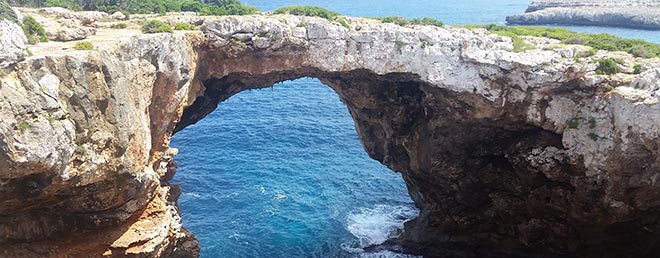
<box><xmin>171</xmin><ymin>78</ymin><xmax>419</xmax><ymax>258</ymax></box>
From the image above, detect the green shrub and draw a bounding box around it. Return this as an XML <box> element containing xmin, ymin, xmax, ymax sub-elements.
<box><xmin>576</xmin><ymin>48</ymin><xmax>597</xmax><ymax>58</ymax></box>
<box><xmin>595</xmin><ymin>58</ymin><xmax>619</xmax><ymax>75</ymax></box>
<box><xmin>231</xmin><ymin>38</ymin><xmax>246</xmax><ymax>48</ymax></box>
<box><xmin>198</xmin><ymin>3</ymin><xmax>258</xmax><ymax>16</ymax></box>
<box><xmin>111</xmin><ymin>23</ymin><xmax>128</xmax><ymax>29</ymax></box>
<box><xmin>394</xmin><ymin>40</ymin><xmax>407</xmax><ymax>53</ymax></box>
<box><xmin>17</xmin><ymin>121</ymin><xmax>29</xmax><ymax>132</ymax></box>
<box><xmin>409</xmin><ymin>17</ymin><xmax>443</xmax><ymax>27</ymax></box>
<box><xmin>22</xmin><ymin>16</ymin><xmax>48</xmax><ymax>44</ymax></box>
<box><xmin>567</xmin><ymin>118</ymin><xmax>579</xmax><ymax>129</ymax></box>
<box><xmin>631</xmin><ymin>45</ymin><xmax>652</xmax><ymax>58</ymax></box>
<box><xmin>274</xmin><ymin>6</ymin><xmax>339</xmax><ymax>19</ymax></box>
<box><xmin>45</xmin><ymin>0</ymin><xmax>81</xmax><ymax>10</ymax></box>
<box><xmin>73</xmin><ymin>41</ymin><xmax>93</xmax><ymax>50</ymax></box>
<box><xmin>335</xmin><ymin>17</ymin><xmax>350</xmax><ymax>30</ymax></box>
<box><xmin>461</xmin><ymin>25</ymin><xmax>660</xmax><ymax>58</ymax></box>
<box><xmin>26</xmin><ymin>48</ymin><xmax>33</xmax><ymax>56</ymax></box>
<box><xmin>296</xmin><ymin>21</ymin><xmax>305</xmax><ymax>27</ymax></box>
<box><xmin>173</xmin><ymin>22</ymin><xmax>195</xmax><ymax>30</ymax></box>
<box><xmin>0</xmin><ymin>0</ymin><xmax>18</xmax><ymax>23</ymax></box>
<box><xmin>75</xmin><ymin>144</ymin><xmax>85</xmax><ymax>155</ymax></box>
<box><xmin>373</xmin><ymin>16</ymin><xmax>443</xmax><ymax>27</ymax></box>
<box><xmin>46</xmin><ymin>115</ymin><xmax>55</xmax><ymax>126</ymax></box>
<box><xmin>8</xmin><ymin>0</ymin><xmax>259</xmax><ymax>16</ymax></box>
<box><xmin>142</xmin><ymin>20</ymin><xmax>173</xmax><ymax>33</ymax></box>
<box><xmin>375</xmin><ymin>16</ymin><xmax>408</xmax><ymax>26</ymax></box>
<box><xmin>633</xmin><ymin>64</ymin><xmax>642</xmax><ymax>74</ymax></box>
<box><xmin>588</xmin><ymin>118</ymin><xmax>596</xmax><ymax>129</ymax></box>
<box><xmin>511</xmin><ymin>37</ymin><xmax>535</xmax><ymax>52</ymax></box>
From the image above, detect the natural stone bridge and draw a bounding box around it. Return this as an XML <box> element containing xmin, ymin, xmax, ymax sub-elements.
<box><xmin>1</xmin><ymin>13</ymin><xmax>660</xmax><ymax>258</ymax></box>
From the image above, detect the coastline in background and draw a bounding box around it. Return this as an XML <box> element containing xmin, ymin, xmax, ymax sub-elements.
<box><xmin>243</xmin><ymin>0</ymin><xmax>660</xmax><ymax>44</ymax></box>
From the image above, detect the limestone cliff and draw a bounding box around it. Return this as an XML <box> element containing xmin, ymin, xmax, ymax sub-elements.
<box><xmin>1</xmin><ymin>9</ymin><xmax>660</xmax><ymax>258</ymax></box>
<box><xmin>507</xmin><ymin>0</ymin><xmax>660</xmax><ymax>30</ymax></box>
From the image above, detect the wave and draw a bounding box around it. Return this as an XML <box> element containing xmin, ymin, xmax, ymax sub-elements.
<box><xmin>358</xmin><ymin>250</ymin><xmax>420</xmax><ymax>258</ymax></box>
<box><xmin>346</xmin><ymin>204</ymin><xmax>418</xmax><ymax>247</ymax></box>
<box><xmin>343</xmin><ymin>204</ymin><xmax>420</xmax><ymax>258</ymax></box>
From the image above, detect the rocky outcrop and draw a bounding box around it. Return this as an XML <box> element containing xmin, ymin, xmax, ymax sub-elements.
<box><xmin>507</xmin><ymin>0</ymin><xmax>660</xmax><ymax>30</ymax></box>
<box><xmin>1</xmin><ymin>11</ymin><xmax>660</xmax><ymax>258</ymax></box>
<box><xmin>46</xmin><ymin>26</ymin><xmax>96</xmax><ymax>41</ymax></box>
<box><xmin>0</xmin><ymin>18</ymin><xmax>26</xmax><ymax>68</ymax></box>
<box><xmin>38</xmin><ymin>7</ymin><xmax>112</xmax><ymax>24</ymax></box>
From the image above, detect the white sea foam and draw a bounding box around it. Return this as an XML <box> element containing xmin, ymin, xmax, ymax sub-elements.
<box><xmin>257</xmin><ymin>184</ymin><xmax>266</xmax><ymax>194</ymax></box>
<box><xmin>182</xmin><ymin>192</ymin><xmax>203</xmax><ymax>198</ymax></box>
<box><xmin>359</xmin><ymin>250</ymin><xmax>420</xmax><ymax>258</ymax></box>
<box><xmin>274</xmin><ymin>192</ymin><xmax>288</xmax><ymax>200</ymax></box>
<box><xmin>345</xmin><ymin>204</ymin><xmax>419</xmax><ymax>248</ymax></box>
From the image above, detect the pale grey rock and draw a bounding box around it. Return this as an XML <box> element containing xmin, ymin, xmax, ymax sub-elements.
<box><xmin>526</xmin><ymin>0</ymin><xmax>660</xmax><ymax>12</ymax></box>
<box><xmin>38</xmin><ymin>7</ymin><xmax>75</xmax><ymax>19</ymax></box>
<box><xmin>12</xmin><ymin>7</ymin><xmax>23</xmax><ymax>23</ymax></box>
<box><xmin>110</xmin><ymin>11</ymin><xmax>127</xmax><ymax>20</ymax></box>
<box><xmin>47</xmin><ymin>26</ymin><xmax>96</xmax><ymax>41</ymax></box>
<box><xmin>37</xmin><ymin>7</ymin><xmax>110</xmax><ymax>25</ymax></box>
<box><xmin>508</xmin><ymin>0</ymin><xmax>660</xmax><ymax>29</ymax></box>
<box><xmin>231</xmin><ymin>32</ymin><xmax>252</xmax><ymax>41</ymax></box>
<box><xmin>0</xmin><ymin>19</ymin><xmax>27</xmax><ymax>68</ymax></box>
<box><xmin>631</xmin><ymin>67</ymin><xmax>660</xmax><ymax>96</ymax></box>
<box><xmin>77</xmin><ymin>11</ymin><xmax>110</xmax><ymax>25</ymax></box>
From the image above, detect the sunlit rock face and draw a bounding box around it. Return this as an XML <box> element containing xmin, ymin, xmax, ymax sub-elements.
<box><xmin>1</xmin><ymin>12</ymin><xmax>660</xmax><ymax>258</ymax></box>
<box><xmin>507</xmin><ymin>0</ymin><xmax>660</xmax><ymax>30</ymax></box>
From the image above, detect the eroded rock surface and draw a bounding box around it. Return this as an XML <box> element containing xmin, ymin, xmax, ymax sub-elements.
<box><xmin>507</xmin><ymin>0</ymin><xmax>660</xmax><ymax>30</ymax></box>
<box><xmin>1</xmin><ymin>11</ymin><xmax>660</xmax><ymax>258</ymax></box>
<box><xmin>0</xmin><ymin>19</ymin><xmax>26</xmax><ymax>68</ymax></box>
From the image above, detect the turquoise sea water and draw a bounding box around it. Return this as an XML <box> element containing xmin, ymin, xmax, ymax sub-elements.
<box><xmin>171</xmin><ymin>2</ymin><xmax>660</xmax><ymax>258</ymax></box>
<box><xmin>172</xmin><ymin>79</ymin><xmax>418</xmax><ymax>258</ymax></box>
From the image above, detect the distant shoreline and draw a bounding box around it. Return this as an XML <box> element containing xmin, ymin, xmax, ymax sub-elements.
<box><xmin>507</xmin><ymin>0</ymin><xmax>660</xmax><ymax>30</ymax></box>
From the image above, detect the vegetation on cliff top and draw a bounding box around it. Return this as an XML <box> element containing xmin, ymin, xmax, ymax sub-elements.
<box><xmin>0</xmin><ymin>0</ymin><xmax>17</xmax><ymax>22</ymax></box>
<box><xmin>274</xmin><ymin>6</ymin><xmax>339</xmax><ymax>19</ymax></box>
<box><xmin>6</xmin><ymin>0</ymin><xmax>258</xmax><ymax>15</ymax></box>
<box><xmin>142</xmin><ymin>19</ymin><xmax>172</xmax><ymax>33</ymax></box>
<box><xmin>373</xmin><ymin>16</ymin><xmax>444</xmax><ymax>27</ymax></box>
<box><xmin>274</xmin><ymin>6</ymin><xmax>351</xmax><ymax>29</ymax></box>
<box><xmin>595</xmin><ymin>58</ymin><xmax>619</xmax><ymax>75</ymax></box>
<box><xmin>73</xmin><ymin>41</ymin><xmax>94</xmax><ymax>50</ymax></box>
<box><xmin>173</xmin><ymin>22</ymin><xmax>195</xmax><ymax>30</ymax></box>
<box><xmin>22</xmin><ymin>15</ymin><xmax>48</xmax><ymax>44</ymax></box>
<box><xmin>464</xmin><ymin>24</ymin><xmax>660</xmax><ymax>57</ymax></box>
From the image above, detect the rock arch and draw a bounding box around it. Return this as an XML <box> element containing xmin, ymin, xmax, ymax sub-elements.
<box><xmin>1</xmin><ymin>15</ymin><xmax>660</xmax><ymax>258</ymax></box>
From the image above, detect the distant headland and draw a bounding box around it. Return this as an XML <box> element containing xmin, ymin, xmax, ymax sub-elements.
<box><xmin>507</xmin><ymin>0</ymin><xmax>660</xmax><ymax>30</ymax></box>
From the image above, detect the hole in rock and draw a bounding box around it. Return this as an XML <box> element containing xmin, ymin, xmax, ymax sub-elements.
<box><xmin>172</xmin><ymin>78</ymin><xmax>418</xmax><ymax>258</ymax></box>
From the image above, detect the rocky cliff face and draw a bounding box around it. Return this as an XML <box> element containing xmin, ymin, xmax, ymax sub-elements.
<box><xmin>507</xmin><ymin>0</ymin><xmax>660</xmax><ymax>30</ymax></box>
<box><xmin>0</xmin><ymin>17</ymin><xmax>26</xmax><ymax>68</ymax></box>
<box><xmin>1</xmin><ymin>10</ymin><xmax>660</xmax><ymax>258</ymax></box>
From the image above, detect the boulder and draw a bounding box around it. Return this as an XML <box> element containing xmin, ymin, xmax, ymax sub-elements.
<box><xmin>0</xmin><ymin>19</ymin><xmax>27</xmax><ymax>68</ymax></box>
<box><xmin>47</xmin><ymin>27</ymin><xmax>96</xmax><ymax>41</ymax></box>
<box><xmin>111</xmin><ymin>11</ymin><xmax>127</xmax><ymax>20</ymax></box>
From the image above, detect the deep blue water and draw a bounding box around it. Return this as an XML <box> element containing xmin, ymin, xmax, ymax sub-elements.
<box><xmin>172</xmin><ymin>79</ymin><xmax>417</xmax><ymax>258</ymax></box>
<box><xmin>171</xmin><ymin>2</ymin><xmax>660</xmax><ymax>258</ymax></box>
